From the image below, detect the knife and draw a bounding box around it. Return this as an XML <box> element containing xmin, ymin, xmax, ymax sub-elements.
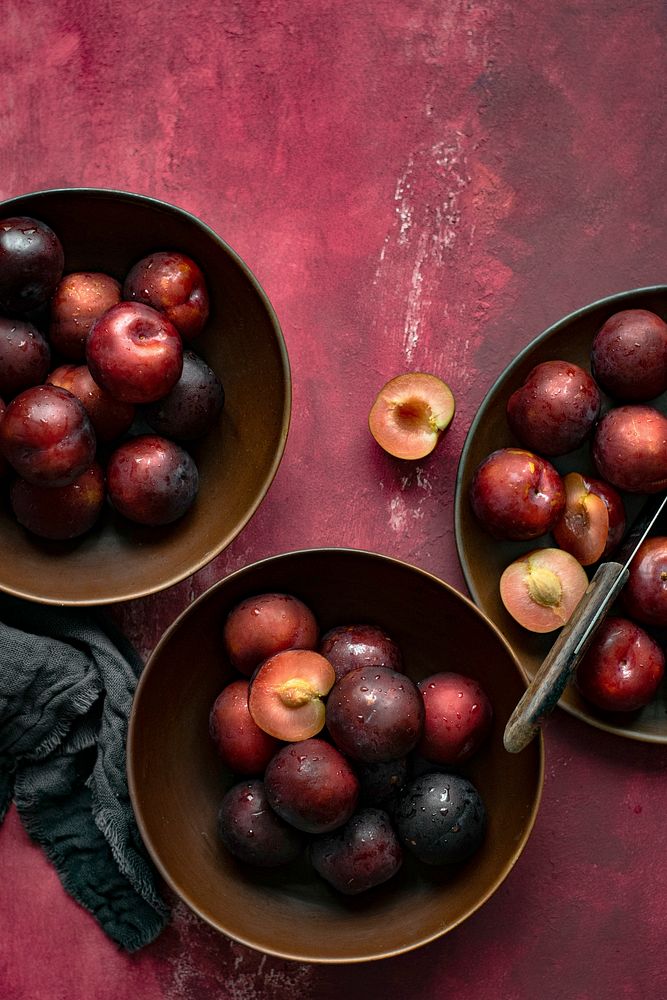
<box><xmin>503</xmin><ymin>490</ymin><xmax>667</xmax><ymax>754</ymax></box>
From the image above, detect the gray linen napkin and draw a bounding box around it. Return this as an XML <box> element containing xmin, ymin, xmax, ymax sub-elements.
<box><xmin>0</xmin><ymin>592</ymin><xmax>169</xmax><ymax>951</ymax></box>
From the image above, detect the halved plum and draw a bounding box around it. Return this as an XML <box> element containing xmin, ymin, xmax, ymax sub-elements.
<box><xmin>499</xmin><ymin>547</ymin><xmax>589</xmax><ymax>633</ymax></box>
<box><xmin>368</xmin><ymin>372</ymin><xmax>455</xmax><ymax>460</ymax></box>
<box><xmin>552</xmin><ymin>472</ymin><xmax>610</xmax><ymax>566</ymax></box>
<box><xmin>248</xmin><ymin>649</ymin><xmax>336</xmax><ymax>741</ymax></box>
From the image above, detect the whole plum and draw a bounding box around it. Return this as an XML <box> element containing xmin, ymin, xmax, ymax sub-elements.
<box><xmin>575</xmin><ymin>616</ymin><xmax>664</xmax><ymax>712</ymax></box>
<box><xmin>0</xmin><ymin>216</ymin><xmax>64</xmax><ymax>314</ymax></box>
<box><xmin>10</xmin><ymin>462</ymin><xmax>105</xmax><ymax>540</ymax></box>
<box><xmin>217</xmin><ymin>779</ymin><xmax>304</xmax><ymax>868</ymax></box>
<box><xmin>310</xmin><ymin>808</ymin><xmax>403</xmax><ymax>895</ymax></box>
<box><xmin>592</xmin><ymin>405</ymin><xmax>667</xmax><ymax>493</ymax></box>
<box><xmin>319</xmin><ymin>623</ymin><xmax>403</xmax><ymax>681</ymax></box>
<box><xmin>143</xmin><ymin>350</ymin><xmax>224</xmax><ymax>440</ymax></box>
<box><xmin>47</xmin><ymin>364</ymin><xmax>135</xmax><ymax>444</ymax></box>
<box><xmin>209</xmin><ymin>679</ymin><xmax>280</xmax><ymax>775</ymax></box>
<box><xmin>623</xmin><ymin>537</ymin><xmax>667</xmax><ymax>627</ymax></box>
<box><xmin>123</xmin><ymin>251</ymin><xmax>210</xmax><ymax>341</ymax></box>
<box><xmin>591</xmin><ymin>309</ymin><xmax>667</xmax><ymax>401</ymax></box>
<box><xmin>470</xmin><ymin>447</ymin><xmax>565</xmax><ymax>541</ymax></box>
<box><xmin>417</xmin><ymin>672</ymin><xmax>493</xmax><ymax>765</ymax></box>
<box><xmin>394</xmin><ymin>772</ymin><xmax>486</xmax><ymax>866</ymax></box>
<box><xmin>0</xmin><ymin>317</ymin><xmax>51</xmax><ymax>398</ymax></box>
<box><xmin>264</xmin><ymin>738</ymin><xmax>359</xmax><ymax>834</ymax></box>
<box><xmin>49</xmin><ymin>271</ymin><xmax>122</xmax><ymax>361</ymax></box>
<box><xmin>106</xmin><ymin>434</ymin><xmax>198</xmax><ymax>526</ymax></box>
<box><xmin>506</xmin><ymin>360</ymin><xmax>601</xmax><ymax>456</ymax></box>
<box><xmin>223</xmin><ymin>593</ymin><xmax>319</xmax><ymax>677</ymax></box>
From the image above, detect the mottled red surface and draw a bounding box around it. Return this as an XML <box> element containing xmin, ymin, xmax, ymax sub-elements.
<box><xmin>2</xmin><ymin>1</ymin><xmax>667</xmax><ymax>997</ymax></box>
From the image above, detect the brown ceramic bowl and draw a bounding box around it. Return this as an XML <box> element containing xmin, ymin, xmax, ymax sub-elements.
<box><xmin>455</xmin><ymin>286</ymin><xmax>667</xmax><ymax>744</ymax></box>
<box><xmin>127</xmin><ymin>547</ymin><xmax>543</xmax><ymax>963</ymax></box>
<box><xmin>0</xmin><ymin>188</ymin><xmax>290</xmax><ymax>605</ymax></box>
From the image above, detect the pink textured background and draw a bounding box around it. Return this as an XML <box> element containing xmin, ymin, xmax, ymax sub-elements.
<box><xmin>2</xmin><ymin>1</ymin><xmax>667</xmax><ymax>997</ymax></box>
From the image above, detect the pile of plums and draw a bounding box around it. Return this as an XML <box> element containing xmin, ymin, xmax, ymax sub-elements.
<box><xmin>209</xmin><ymin>592</ymin><xmax>493</xmax><ymax>894</ymax></box>
<box><xmin>469</xmin><ymin>307</ymin><xmax>667</xmax><ymax>714</ymax></box>
<box><xmin>0</xmin><ymin>215</ymin><xmax>224</xmax><ymax>539</ymax></box>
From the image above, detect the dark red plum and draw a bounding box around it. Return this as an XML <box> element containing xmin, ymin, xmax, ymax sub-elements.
<box><xmin>47</xmin><ymin>364</ymin><xmax>135</xmax><ymax>443</ymax></box>
<box><xmin>10</xmin><ymin>462</ymin><xmax>105</xmax><ymax>540</ymax></box>
<box><xmin>123</xmin><ymin>251</ymin><xmax>210</xmax><ymax>341</ymax></box>
<box><xmin>106</xmin><ymin>434</ymin><xmax>198</xmax><ymax>526</ymax></box>
<box><xmin>591</xmin><ymin>309</ymin><xmax>667</xmax><ymax>401</ymax></box>
<box><xmin>0</xmin><ymin>384</ymin><xmax>96</xmax><ymax>487</ymax></box>
<box><xmin>623</xmin><ymin>537</ymin><xmax>667</xmax><ymax>627</ymax></box>
<box><xmin>0</xmin><ymin>398</ymin><xmax>7</xmax><ymax>478</ymax></box>
<box><xmin>217</xmin><ymin>779</ymin><xmax>304</xmax><ymax>868</ymax></box>
<box><xmin>506</xmin><ymin>360</ymin><xmax>601</xmax><ymax>456</ymax></box>
<box><xmin>592</xmin><ymin>405</ymin><xmax>667</xmax><ymax>493</ymax></box>
<box><xmin>417</xmin><ymin>673</ymin><xmax>493</xmax><ymax>765</ymax></box>
<box><xmin>86</xmin><ymin>301</ymin><xmax>183</xmax><ymax>404</ymax></box>
<box><xmin>0</xmin><ymin>216</ymin><xmax>64</xmax><ymax>314</ymax></box>
<box><xmin>575</xmin><ymin>616</ymin><xmax>665</xmax><ymax>713</ymax></box>
<box><xmin>394</xmin><ymin>773</ymin><xmax>486</xmax><ymax>866</ymax></box>
<box><xmin>209</xmin><ymin>679</ymin><xmax>281</xmax><ymax>775</ymax></box>
<box><xmin>49</xmin><ymin>271</ymin><xmax>122</xmax><ymax>361</ymax></box>
<box><xmin>143</xmin><ymin>350</ymin><xmax>224</xmax><ymax>440</ymax></box>
<box><xmin>356</xmin><ymin>757</ymin><xmax>409</xmax><ymax>807</ymax></box>
<box><xmin>224</xmin><ymin>593</ymin><xmax>319</xmax><ymax>676</ymax></box>
<box><xmin>470</xmin><ymin>448</ymin><xmax>565</xmax><ymax>541</ymax></box>
<box><xmin>319</xmin><ymin>623</ymin><xmax>403</xmax><ymax>681</ymax></box>
<box><xmin>310</xmin><ymin>808</ymin><xmax>403</xmax><ymax>895</ymax></box>
<box><xmin>0</xmin><ymin>317</ymin><xmax>51</xmax><ymax>398</ymax></box>
<box><xmin>326</xmin><ymin>665</ymin><xmax>425</xmax><ymax>763</ymax></box>
<box><xmin>264</xmin><ymin>738</ymin><xmax>359</xmax><ymax>834</ymax></box>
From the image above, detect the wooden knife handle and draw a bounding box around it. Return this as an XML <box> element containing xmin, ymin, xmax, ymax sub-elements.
<box><xmin>503</xmin><ymin>560</ymin><xmax>629</xmax><ymax>754</ymax></box>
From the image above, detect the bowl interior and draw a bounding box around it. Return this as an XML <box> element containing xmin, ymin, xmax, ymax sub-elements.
<box><xmin>0</xmin><ymin>188</ymin><xmax>290</xmax><ymax>605</ymax></box>
<box><xmin>455</xmin><ymin>286</ymin><xmax>667</xmax><ymax>743</ymax></box>
<box><xmin>128</xmin><ymin>548</ymin><xmax>543</xmax><ymax>963</ymax></box>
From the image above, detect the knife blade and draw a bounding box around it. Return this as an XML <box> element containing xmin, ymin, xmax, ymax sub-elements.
<box><xmin>503</xmin><ymin>489</ymin><xmax>667</xmax><ymax>754</ymax></box>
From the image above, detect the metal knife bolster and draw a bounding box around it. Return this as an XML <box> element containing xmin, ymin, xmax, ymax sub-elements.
<box><xmin>503</xmin><ymin>560</ymin><xmax>628</xmax><ymax>754</ymax></box>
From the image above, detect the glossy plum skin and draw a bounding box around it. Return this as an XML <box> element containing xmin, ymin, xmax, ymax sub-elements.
<box><xmin>310</xmin><ymin>808</ymin><xmax>403</xmax><ymax>895</ymax></box>
<box><xmin>223</xmin><ymin>593</ymin><xmax>319</xmax><ymax>676</ymax></box>
<box><xmin>143</xmin><ymin>350</ymin><xmax>224</xmax><ymax>440</ymax></box>
<box><xmin>592</xmin><ymin>405</ymin><xmax>667</xmax><ymax>493</ymax></box>
<box><xmin>623</xmin><ymin>537</ymin><xmax>667</xmax><ymax>627</ymax></box>
<box><xmin>0</xmin><ymin>384</ymin><xmax>96</xmax><ymax>487</ymax></box>
<box><xmin>319</xmin><ymin>623</ymin><xmax>403</xmax><ymax>682</ymax></box>
<box><xmin>47</xmin><ymin>364</ymin><xmax>135</xmax><ymax>443</ymax></box>
<box><xmin>0</xmin><ymin>317</ymin><xmax>51</xmax><ymax>398</ymax></box>
<box><xmin>106</xmin><ymin>434</ymin><xmax>198</xmax><ymax>526</ymax></box>
<box><xmin>470</xmin><ymin>447</ymin><xmax>566</xmax><ymax>541</ymax></box>
<box><xmin>575</xmin><ymin>617</ymin><xmax>665</xmax><ymax>713</ymax></box>
<box><xmin>217</xmin><ymin>779</ymin><xmax>304</xmax><ymax>868</ymax></box>
<box><xmin>0</xmin><ymin>216</ymin><xmax>64</xmax><ymax>314</ymax></box>
<box><xmin>0</xmin><ymin>398</ymin><xmax>7</xmax><ymax>478</ymax></box>
<box><xmin>591</xmin><ymin>309</ymin><xmax>667</xmax><ymax>402</ymax></box>
<box><xmin>86</xmin><ymin>301</ymin><xmax>183</xmax><ymax>404</ymax></box>
<box><xmin>394</xmin><ymin>772</ymin><xmax>487</xmax><ymax>866</ymax></box>
<box><xmin>326</xmin><ymin>666</ymin><xmax>425</xmax><ymax>763</ymax></box>
<box><xmin>209</xmin><ymin>680</ymin><xmax>281</xmax><ymax>775</ymax></box>
<box><xmin>123</xmin><ymin>251</ymin><xmax>210</xmax><ymax>341</ymax></box>
<box><xmin>49</xmin><ymin>271</ymin><xmax>122</xmax><ymax>361</ymax></box>
<box><xmin>10</xmin><ymin>462</ymin><xmax>105</xmax><ymax>541</ymax></box>
<box><xmin>417</xmin><ymin>673</ymin><xmax>493</xmax><ymax>765</ymax></box>
<box><xmin>264</xmin><ymin>738</ymin><xmax>359</xmax><ymax>834</ymax></box>
<box><xmin>506</xmin><ymin>360</ymin><xmax>601</xmax><ymax>456</ymax></box>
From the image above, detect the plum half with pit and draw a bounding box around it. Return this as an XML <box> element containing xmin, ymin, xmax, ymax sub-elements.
<box><xmin>106</xmin><ymin>434</ymin><xmax>198</xmax><ymax>526</ymax></box>
<box><xmin>394</xmin><ymin>772</ymin><xmax>486</xmax><ymax>866</ymax></box>
<box><xmin>217</xmin><ymin>779</ymin><xmax>304</xmax><ymax>868</ymax></box>
<box><xmin>591</xmin><ymin>309</ymin><xmax>667</xmax><ymax>401</ymax></box>
<box><xmin>143</xmin><ymin>350</ymin><xmax>224</xmax><ymax>440</ymax></box>
<box><xmin>319</xmin><ymin>623</ymin><xmax>403</xmax><ymax>682</ymax></box>
<box><xmin>499</xmin><ymin>547</ymin><xmax>589</xmax><ymax>633</ymax></box>
<box><xmin>470</xmin><ymin>447</ymin><xmax>565</xmax><ymax>541</ymax></box>
<box><xmin>248</xmin><ymin>649</ymin><xmax>335</xmax><ymax>741</ymax></box>
<box><xmin>0</xmin><ymin>317</ymin><xmax>51</xmax><ymax>399</ymax></box>
<box><xmin>86</xmin><ymin>301</ymin><xmax>183</xmax><ymax>404</ymax></box>
<box><xmin>575</xmin><ymin>616</ymin><xmax>665</xmax><ymax>713</ymax></box>
<box><xmin>123</xmin><ymin>251</ymin><xmax>210</xmax><ymax>341</ymax></box>
<box><xmin>623</xmin><ymin>537</ymin><xmax>667</xmax><ymax>627</ymax></box>
<box><xmin>209</xmin><ymin>679</ymin><xmax>281</xmax><ymax>775</ymax></box>
<box><xmin>264</xmin><ymin>737</ymin><xmax>359</xmax><ymax>834</ymax></box>
<box><xmin>506</xmin><ymin>359</ymin><xmax>601</xmax><ymax>456</ymax></box>
<box><xmin>223</xmin><ymin>593</ymin><xmax>319</xmax><ymax>677</ymax></box>
<box><xmin>592</xmin><ymin>405</ymin><xmax>667</xmax><ymax>494</ymax></box>
<box><xmin>47</xmin><ymin>364</ymin><xmax>135</xmax><ymax>444</ymax></box>
<box><xmin>0</xmin><ymin>216</ymin><xmax>64</xmax><ymax>314</ymax></box>
<box><xmin>10</xmin><ymin>462</ymin><xmax>105</xmax><ymax>541</ymax></box>
<box><xmin>417</xmin><ymin>672</ymin><xmax>493</xmax><ymax>765</ymax></box>
<box><xmin>326</xmin><ymin>665</ymin><xmax>425</xmax><ymax>763</ymax></box>
<box><xmin>552</xmin><ymin>472</ymin><xmax>610</xmax><ymax>567</ymax></box>
<box><xmin>310</xmin><ymin>808</ymin><xmax>403</xmax><ymax>895</ymax></box>
<box><xmin>0</xmin><ymin>384</ymin><xmax>96</xmax><ymax>487</ymax></box>
<box><xmin>49</xmin><ymin>271</ymin><xmax>122</xmax><ymax>361</ymax></box>
<box><xmin>368</xmin><ymin>372</ymin><xmax>455</xmax><ymax>460</ymax></box>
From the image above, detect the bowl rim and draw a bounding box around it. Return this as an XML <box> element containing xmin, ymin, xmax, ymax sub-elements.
<box><xmin>0</xmin><ymin>186</ymin><xmax>292</xmax><ymax>606</ymax></box>
<box><xmin>127</xmin><ymin>545</ymin><xmax>545</xmax><ymax>963</ymax></box>
<box><xmin>454</xmin><ymin>284</ymin><xmax>667</xmax><ymax>742</ymax></box>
